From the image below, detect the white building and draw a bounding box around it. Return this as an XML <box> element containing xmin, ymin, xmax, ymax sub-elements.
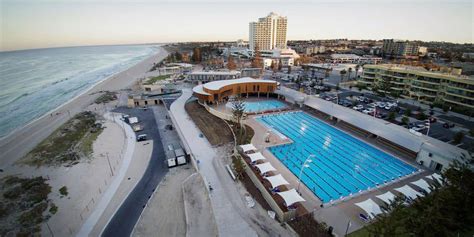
<box><xmin>328</xmin><ymin>54</ymin><xmax>382</xmax><ymax>64</ymax></box>
<box><xmin>418</xmin><ymin>46</ymin><xmax>428</xmax><ymax>57</ymax></box>
<box><xmin>260</xmin><ymin>48</ymin><xmax>300</xmax><ymax>67</ymax></box>
<box><xmin>186</xmin><ymin>71</ymin><xmax>241</xmax><ymax>82</ymax></box>
<box><xmin>249</xmin><ymin>12</ymin><xmax>287</xmax><ymax>50</ymax></box>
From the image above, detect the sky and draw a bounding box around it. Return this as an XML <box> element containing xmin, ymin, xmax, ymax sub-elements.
<box><xmin>0</xmin><ymin>0</ymin><xmax>473</xmax><ymax>51</ymax></box>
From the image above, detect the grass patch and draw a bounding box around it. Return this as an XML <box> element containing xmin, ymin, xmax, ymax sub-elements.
<box><xmin>184</xmin><ymin>101</ymin><xmax>233</xmax><ymax>146</ymax></box>
<box><xmin>0</xmin><ymin>176</ymin><xmax>53</xmax><ymax>236</ymax></box>
<box><xmin>144</xmin><ymin>75</ymin><xmax>170</xmax><ymax>85</ymax></box>
<box><xmin>94</xmin><ymin>91</ymin><xmax>117</xmax><ymax>104</ymax></box>
<box><xmin>22</xmin><ymin>111</ymin><xmax>104</xmax><ymax>167</ymax></box>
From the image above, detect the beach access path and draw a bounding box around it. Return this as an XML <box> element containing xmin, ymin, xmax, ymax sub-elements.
<box><xmin>0</xmin><ymin>47</ymin><xmax>168</xmax><ymax>168</ymax></box>
<box><xmin>170</xmin><ymin>89</ymin><xmax>258</xmax><ymax>237</ymax></box>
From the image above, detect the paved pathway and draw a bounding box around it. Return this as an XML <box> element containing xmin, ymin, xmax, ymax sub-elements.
<box><xmin>170</xmin><ymin>89</ymin><xmax>257</xmax><ymax>237</ymax></box>
<box><xmin>76</xmin><ymin>113</ymin><xmax>136</xmax><ymax>237</ymax></box>
<box><xmin>101</xmin><ymin>107</ymin><xmax>168</xmax><ymax>237</ymax></box>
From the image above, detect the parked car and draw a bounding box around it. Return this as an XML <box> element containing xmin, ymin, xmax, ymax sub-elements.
<box><xmin>136</xmin><ymin>134</ymin><xmax>147</xmax><ymax>142</ymax></box>
<box><xmin>353</xmin><ymin>105</ymin><xmax>364</xmax><ymax>111</ymax></box>
<box><xmin>428</xmin><ymin>117</ymin><xmax>437</xmax><ymax>123</ymax></box>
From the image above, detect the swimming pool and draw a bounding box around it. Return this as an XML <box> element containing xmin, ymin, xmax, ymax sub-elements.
<box><xmin>257</xmin><ymin>111</ymin><xmax>418</xmax><ymax>203</ymax></box>
<box><xmin>227</xmin><ymin>100</ymin><xmax>287</xmax><ymax>113</ymax></box>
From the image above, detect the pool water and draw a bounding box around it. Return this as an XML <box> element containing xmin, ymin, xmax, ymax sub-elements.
<box><xmin>257</xmin><ymin>111</ymin><xmax>418</xmax><ymax>203</ymax></box>
<box><xmin>227</xmin><ymin>100</ymin><xmax>287</xmax><ymax>113</ymax></box>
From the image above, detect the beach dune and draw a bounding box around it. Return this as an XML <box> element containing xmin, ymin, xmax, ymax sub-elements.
<box><xmin>0</xmin><ymin>46</ymin><xmax>168</xmax><ymax>168</ymax></box>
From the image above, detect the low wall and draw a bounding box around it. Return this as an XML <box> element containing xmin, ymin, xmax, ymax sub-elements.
<box><xmin>238</xmin><ymin>154</ymin><xmax>296</xmax><ymax>222</ymax></box>
<box><xmin>200</xmin><ymin>102</ymin><xmax>236</xmax><ymax>122</ymax></box>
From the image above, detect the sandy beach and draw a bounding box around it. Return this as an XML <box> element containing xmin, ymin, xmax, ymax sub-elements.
<box><xmin>0</xmin><ymin>46</ymin><xmax>168</xmax><ymax>168</ymax></box>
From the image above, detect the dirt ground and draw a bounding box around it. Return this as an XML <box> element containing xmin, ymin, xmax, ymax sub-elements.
<box><xmin>182</xmin><ymin>172</ymin><xmax>218</xmax><ymax>237</ymax></box>
<box><xmin>184</xmin><ymin>101</ymin><xmax>233</xmax><ymax>146</ymax></box>
<box><xmin>132</xmin><ymin>165</ymin><xmax>194</xmax><ymax>237</ymax></box>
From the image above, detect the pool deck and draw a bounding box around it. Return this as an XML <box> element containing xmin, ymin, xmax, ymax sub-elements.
<box><xmin>211</xmin><ymin>97</ymin><xmax>290</xmax><ymax>115</ymax></box>
<box><xmin>244</xmin><ymin>111</ymin><xmax>432</xmax><ymax>235</ymax></box>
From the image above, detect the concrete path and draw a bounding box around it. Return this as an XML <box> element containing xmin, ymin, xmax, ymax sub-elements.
<box><xmin>133</xmin><ymin>166</ymin><xmax>195</xmax><ymax>237</ymax></box>
<box><xmin>170</xmin><ymin>89</ymin><xmax>257</xmax><ymax>237</ymax></box>
<box><xmin>182</xmin><ymin>173</ymin><xmax>218</xmax><ymax>237</ymax></box>
<box><xmin>101</xmin><ymin>107</ymin><xmax>168</xmax><ymax>237</ymax></box>
<box><xmin>77</xmin><ymin>112</ymin><xmax>136</xmax><ymax>237</ymax></box>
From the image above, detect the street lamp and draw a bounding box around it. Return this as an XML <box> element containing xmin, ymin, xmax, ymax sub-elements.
<box><xmin>297</xmin><ymin>154</ymin><xmax>315</xmax><ymax>193</ymax></box>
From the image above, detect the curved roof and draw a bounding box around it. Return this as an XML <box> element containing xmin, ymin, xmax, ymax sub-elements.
<box><xmin>192</xmin><ymin>84</ymin><xmax>210</xmax><ymax>96</ymax></box>
<box><xmin>201</xmin><ymin>77</ymin><xmax>277</xmax><ymax>91</ymax></box>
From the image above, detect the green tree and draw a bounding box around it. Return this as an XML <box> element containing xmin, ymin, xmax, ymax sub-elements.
<box><xmin>416</xmin><ymin>111</ymin><xmax>428</xmax><ymax>120</ymax></box>
<box><xmin>355</xmin><ymin>64</ymin><xmax>361</xmax><ymax>78</ymax></box>
<box><xmin>251</xmin><ymin>46</ymin><xmax>262</xmax><ymax>68</ymax></box>
<box><xmin>287</xmin><ymin>66</ymin><xmax>292</xmax><ymax>74</ymax></box>
<box><xmin>174</xmin><ymin>52</ymin><xmax>183</xmax><ymax>61</ymax></box>
<box><xmin>401</xmin><ymin>116</ymin><xmax>409</xmax><ymax>125</ymax></box>
<box><xmin>388</xmin><ymin>111</ymin><xmax>396</xmax><ymax>121</ymax></box>
<box><xmin>339</xmin><ymin>69</ymin><xmax>347</xmax><ymax>82</ymax></box>
<box><xmin>231</xmin><ymin>96</ymin><xmax>246</xmax><ymax>141</ymax></box>
<box><xmin>191</xmin><ymin>47</ymin><xmax>201</xmax><ymax>62</ymax></box>
<box><xmin>376</xmin><ymin>78</ymin><xmax>391</xmax><ymax>97</ymax></box>
<box><xmin>271</xmin><ymin>60</ymin><xmax>278</xmax><ymax>73</ymax></box>
<box><xmin>278</xmin><ymin>59</ymin><xmax>283</xmax><ymax>71</ymax></box>
<box><xmin>232</xmin><ymin>156</ymin><xmax>246</xmax><ymax>180</ymax></box>
<box><xmin>366</xmin><ymin>196</ymin><xmax>411</xmax><ymax>236</ymax></box>
<box><xmin>227</xmin><ymin>56</ymin><xmax>237</xmax><ymax>70</ymax></box>
<box><xmin>347</xmin><ymin>67</ymin><xmax>353</xmax><ymax>80</ymax></box>
<box><xmin>453</xmin><ymin>132</ymin><xmax>464</xmax><ymax>144</ymax></box>
<box><xmin>404</xmin><ymin>108</ymin><xmax>412</xmax><ymax>117</ymax></box>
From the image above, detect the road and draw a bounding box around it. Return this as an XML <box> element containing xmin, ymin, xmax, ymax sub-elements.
<box><xmin>102</xmin><ymin>107</ymin><xmax>168</xmax><ymax>237</ymax></box>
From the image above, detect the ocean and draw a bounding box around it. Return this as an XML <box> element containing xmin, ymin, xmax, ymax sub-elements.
<box><xmin>0</xmin><ymin>44</ymin><xmax>160</xmax><ymax>138</ymax></box>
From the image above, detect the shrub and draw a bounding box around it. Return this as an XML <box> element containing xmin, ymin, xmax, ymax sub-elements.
<box><xmin>18</xmin><ymin>202</ymin><xmax>48</xmax><ymax>227</ymax></box>
<box><xmin>404</xmin><ymin>108</ymin><xmax>412</xmax><ymax>117</ymax></box>
<box><xmin>416</xmin><ymin>112</ymin><xmax>427</xmax><ymax>120</ymax></box>
<box><xmin>49</xmin><ymin>203</ymin><xmax>58</xmax><ymax>214</ymax></box>
<box><xmin>388</xmin><ymin>112</ymin><xmax>396</xmax><ymax>121</ymax></box>
<box><xmin>59</xmin><ymin>186</ymin><xmax>68</xmax><ymax>196</ymax></box>
<box><xmin>401</xmin><ymin>116</ymin><xmax>409</xmax><ymax>125</ymax></box>
<box><xmin>453</xmin><ymin>132</ymin><xmax>464</xmax><ymax>144</ymax></box>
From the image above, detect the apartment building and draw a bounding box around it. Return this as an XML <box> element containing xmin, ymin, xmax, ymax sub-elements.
<box><xmin>382</xmin><ymin>39</ymin><xmax>420</xmax><ymax>58</ymax></box>
<box><xmin>359</xmin><ymin>64</ymin><xmax>474</xmax><ymax>111</ymax></box>
<box><xmin>249</xmin><ymin>12</ymin><xmax>287</xmax><ymax>50</ymax></box>
<box><xmin>328</xmin><ymin>54</ymin><xmax>382</xmax><ymax>64</ymax></box>
<box><xmin>187</xmin><ymin>71</ymin><xmax>241</xmax><ymax>83</ymax></box>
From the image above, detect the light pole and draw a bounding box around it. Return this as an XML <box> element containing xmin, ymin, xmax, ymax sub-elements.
<box><xmin>297</xmin><ymin>154</ymin><xmax>315</xmax><ymax>193</ymax></box>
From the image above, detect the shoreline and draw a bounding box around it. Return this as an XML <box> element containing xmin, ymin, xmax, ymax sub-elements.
<box><xmin>0</xmin><ymin>46</ymin><xmax>169</xmax><ymax>168</ymax></box>
<box><xmin>0</xmin><ymin>47</ymin><xmax>160</xmax><ymax>141</ymax></box>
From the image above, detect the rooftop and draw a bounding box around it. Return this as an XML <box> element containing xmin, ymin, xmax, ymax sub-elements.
<box><xmin>365</xmin><ymin>64</ymin><xmax>474</xmax><ymax>82</ymax></box>
<box><xmin>203</xmin><ymin>77</ymin><xmax>276</xmax><ymax>91</ymax></box>
<box><xmin>189</xmin><ymin>71</ymin><xmax>241</xmax><ymax>76</ymax></box>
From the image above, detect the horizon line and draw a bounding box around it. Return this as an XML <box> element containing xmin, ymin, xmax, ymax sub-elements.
<box><xmin>2</xmin><ymin>38</ymin><xmax>473</xmax><ymax>53</ymax></box>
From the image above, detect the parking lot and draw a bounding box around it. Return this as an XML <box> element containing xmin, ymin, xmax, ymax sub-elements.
<box><xmin>264</xmin><ymin>67</ymin><xmax>473</xmax><ymax>152</ymax></box>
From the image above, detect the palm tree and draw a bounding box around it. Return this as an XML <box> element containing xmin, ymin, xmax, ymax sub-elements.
<box><xmin>339</xmin><ymin>69</ymin><xmax>347</xmax><ymax>82</ymax></box>
<box><xmin>348</xmin><ymin>67</ymin><xmax>353</xmax><ymax>81</ymax></box>
<box><xmin>355</xmin><ymin>64</ymin><xmax>360</xmax><ymax>78</ymax></box>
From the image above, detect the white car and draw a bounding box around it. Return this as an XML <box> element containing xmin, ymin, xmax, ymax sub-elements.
<box><xmin>353</xmin><ymin>105</ymin><xmax>364</xmax><ymax>110</ymax></box>
<box><xmin>362</xmin><ymin>109</ymin><xmax>374</xmax><ymax>114</ymax></box>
